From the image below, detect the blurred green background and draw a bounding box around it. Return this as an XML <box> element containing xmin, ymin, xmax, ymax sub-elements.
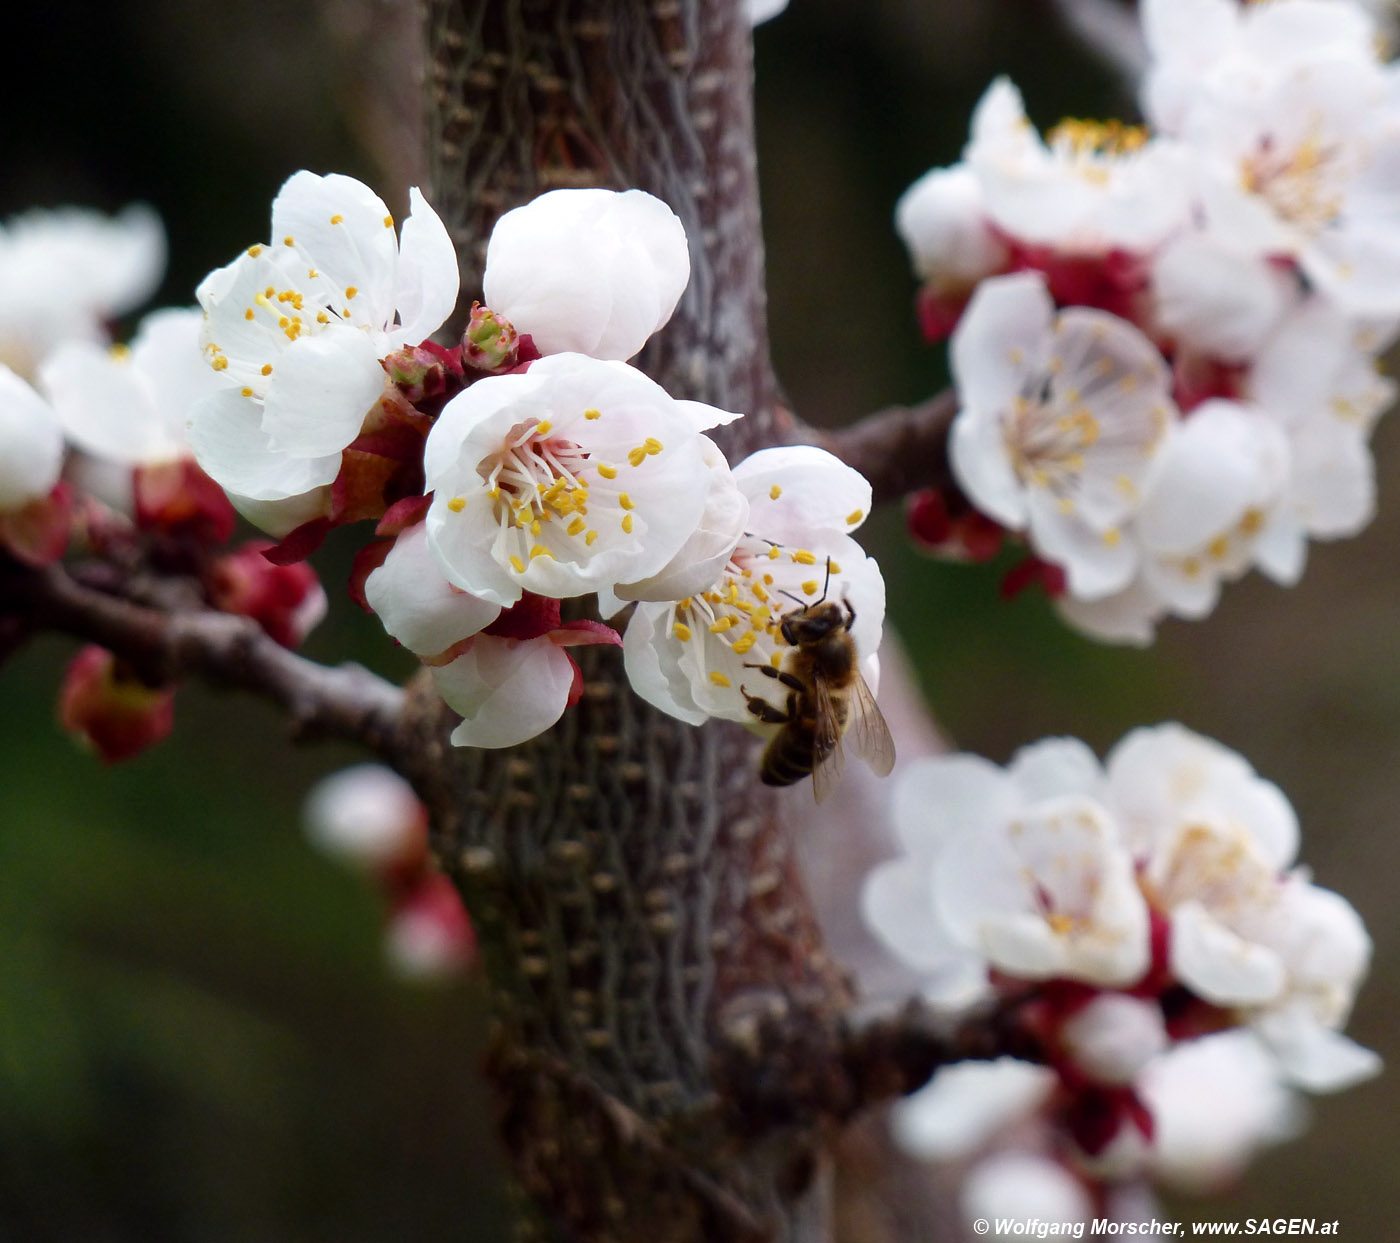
<box><xmin>3</xmin><ymin>0</ymin><xmax>1396</xmax><ymax>1238</ymax></box>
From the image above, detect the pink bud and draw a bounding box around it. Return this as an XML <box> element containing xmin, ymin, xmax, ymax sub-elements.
<box><xmin>385</xmin><ymin>872</ymin><xmax>477</xmax><ymax>979</ymax></box>
<box><xmin>205</xmin><ymin>540</ymin><xmax>327</xmax><ymax>647</ymax></box>
<box><xmin>58</xmin><ymin>645</ymin><xmax>175</xmax><ymax>764</ymax></box>
<box><xmin>462</xmin><ymin>301</ymin><xmax>523</xmax><ymax>373</ymax></box>
<box><xmin>132</xmin><ymin>460</ymin><xmax>237</xmax><ymax>544</ymax></box>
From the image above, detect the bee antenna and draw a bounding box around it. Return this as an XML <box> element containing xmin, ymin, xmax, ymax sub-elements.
<box><xmin>777</xmin><ymin>589</ymin><xmax>806</xmax><ymax>607</ymax></box>
<box><xmin>815</xmin><ymin>556</ymin><xmax>832</xmax><ymax>605</ymax></box>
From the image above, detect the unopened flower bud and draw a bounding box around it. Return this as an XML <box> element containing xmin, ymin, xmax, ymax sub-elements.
<box><xmin>206</xmin><ymin>540</ymin><xmax>328</xmax><ymax>648</ymax></box>
<box><xmin>381</xmin><ymin>340</ymin><xmax>465</xmax><ymax>405</ymax></box>
<box><xmin>58</xmin><ymin>645</ymin><xmax>175</xmax><ymax>764</ymax></box>
<box><xmin>385</xmin><ymin>872</ymin><xmax>476</xmax><ymax>979</ymax></box>
<box><xmin>462</xmin><ymin>302</ymin><xmax>521</xmax><ymax>373</ymax></box>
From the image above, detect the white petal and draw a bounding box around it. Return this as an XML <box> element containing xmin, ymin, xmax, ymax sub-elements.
<box><xmin>434</xmin><ymin>636</ymin><xmax>577</xmax><ymax>749</ymax></box>
<box><xmin>1025</xmin><ymin>489</ymin><xmax>1139</xmax><ymax>599</ymax></box>
<box><xmin>365</xmin><ymin>523</ymin><xmax>501</xmax><ymax>658</ymax></box>
<box><xmin>891</xmin><ymin>753</ymin><xmax>1017</xmax><ymax>859</ymax></box>
<box><xmin>1151</xmin><ymin>233</ymin><xmax>1293</xmax><ymax>360</ymax></box>
<box><xmin>950</xmin><ymin>406</ymin><xmax>1027</xmax><ymax>529</ymax></box>
<box><xmin>1007</xmin><ymin>737</ymin><xmax>1104</xmax><ymax>803</ymax></box>
<box><xmin>894</xmin><ymin>163</ymin><xmax>1008</xmax><ymax>290</ymax></box>
<box><xmin>621</xmin><ymin>601</ymin><xmax>709</xmax><ymax>726</ymax></box>
<box><xmin>392</xmin><ymin>186</ymin><xmax>460</xmax><ymax>345</ymax></box>
<box><xmin>1056</xmin><ymin>576</ymin><xmax>1166</xmax><ymax>647</ymax></box>
<box><xmin>1172</xmin><ymin>901</ymin><xmax>1287</xmax><ymax>1006</ymax></box>
<box><xmin>891</xmin><ymin>1058</ymin><xmax>1054</xmax><ymax>1161</ymax></box>
<box><xmin>271</xmin><ymin>171</ymin><xmax>399</xmax><ymax>327</ymax></box>
<box><xmin>42</xmin><ymin>340</ymin><xmax>172</xmax><ymax>464</ymax></box>
<box><xmin>861</xmin><ymin>859</ymin><xmax>967</xmax><ymax>975</ymax></box>
<box><xmin>0</xmin><ymin>364</ymin><xmax>62</xmax><ymax>508</ymax></box>
<box><xmin>734</xmin><ymin>444</ymin><xmax>874</xmax><ymax>536</ymax></box>
<box><xmin>1252</xmin><ymin>1006</ymin><xmax>1382</xmax><ymax>1093</ymax></box>
<box><xmin>1061</xmin><ymin>994</ymin><xmax>1169</xmax><ymax>1085</ymax></box>
<box><xmin>260</xmin><ymin>329</ymin><xmax>386</xmax><ymax>457</ymax></box>
<box><xmin>187</xmin><ymin>388</ymin><xmax>340</xmax><ymax>500</ymax></box>
<box><xmin>951</xmin><ymin>270</ymin><xmax>1054</xmax><ymax>415</ymax></box>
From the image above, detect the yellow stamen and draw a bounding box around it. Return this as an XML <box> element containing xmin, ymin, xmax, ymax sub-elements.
<box><xmin>802</xmin><ymin>580</ymin><xmax>819</xmax><ymax>595</ymax></box>
<box><xmin>345</xmin><ymin>286</ymin><xmax>358</xmax><ymax>300</ymax></box>
<box><xmin>709</xmin><ymin>672</ymin><xmax>732</xmax><ymax>688</ymax></box>
<box><xmin>791</xmin><ymin>549</ymin><xmax>817</xmax><ymax>565</ymax></box>
<box><xmin>621</xmin><ymin>513</ymin><xmax>634</xmax><ymax>534</ymax></box>
<box><xmin>509</xmin><ymin>555</ymin><xmax>526</xmax><ymax>573</ymax></box>
<box><xmin>673</xmin><ymin>623</ymin><xmax>692</xmax><ymax>642</ymax></box>
<box><xmin>447</xmin><ymin>497</ymin><xmax>466</xmax><ymax>513</ymax></box>
<box><xmin>619</xmin><ymin>493</ymin><xmax>634</xmax><ymax>510</ymax></box>
<box><xmin>330</xmin><ymin>214</ymin><xmax>344</xmax><ymax>224</ymax></box>
<box><xmin>846</xmin><ymin>509</ymin><xmax>864</xmax><ymax>525</ymax></box>
<box><xmin>244</xmin><ymin>308</ymin><xmax>255</xmax><ymax>321</ymax></box>
<box><xmin>595</xmin><ymin>462</ymin><xmax>618</xmax><ymax>480</ymax></box>
<box><xmin>567</xmin><ymin>517</ymin><xmax>586</xmax><ymax>536</ymax></box>
<box><xmin>211</xmin><ymin>357</ymin><xmax>229</xmax><ymax>371</ymax></box>
<box><xmin>261</xmin><ymin>363</ymin><xmax>273</xmax><ymax>376</ymax></box>
<box><xmin>247</xmin><ymin>244</ymin><xmax>264</xmax><ymax>257</ymax></box>
<box><xmin>731</xmin><ymin>632</ymin><xmax>756</xmax><ymax>656</ymax></box>
<box><xmin>709</xmin><ymin>617</ymin><xmax>735</xmax><ymax>634</ymax></box>
<box><xmin>584</xmin><ymin>407</ymin><xmax>602</xmax><ymax>420</ymax></box>
<box><xmin>769</xmin><ymin>484</ymin><xmax>782</xmax><ymax>500</ymax></box>
<box><xmin>585</xmin><ymin>530</ymin><xmax>599</xmax><ymax>546</ymax></box>
<box><xmin>283</xmin><ymin>235</ymin><xmax>295</xmax><ymax>246</ymax></box>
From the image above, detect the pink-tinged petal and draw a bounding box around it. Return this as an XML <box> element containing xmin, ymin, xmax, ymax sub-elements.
<box><xmin>392</xmin><ymin>186</ymin><xmax>459</xmax><ymax>345</ymax></box>
<box><xmin>950</xmin><ymin>271</ymin><xmax>1054</xmax><ymax>415</ymax></box>
<box><xmin>673</xmin><ymin>398</ymin><xmax>744</xmax><ymax>429</ymax></box>
<box><xmin>433</xmin><ymin>635</ymin><xmax>577</xmax><ymax>749</ymax></box>
<box><xmin>260</xmin><ymin>329</ymin><xmax>386</xmax><ymax>458</ymax></box>
<box><xmin>1172</xmin><ymin>901</ymin><xmax>1287</xmax><ymax>1006</ymax></box>
<box><xmin>187</xmin><ymin>388</ymin><xmax>341</xmax><ymax>501</ymax></box>
<box><xmin>270</xmin><ymin>171</ymin><xmax>398</xmax><ymax>325</ymax></box>
<box><xmin>549</xmin><ymin>619</ymin><xmax>622</xmax><ymax>647</ymax></box>
<box><xmin>0</xmin><ymin>364</ymin><xmax>63</xmax><ymax>509</ymax></box>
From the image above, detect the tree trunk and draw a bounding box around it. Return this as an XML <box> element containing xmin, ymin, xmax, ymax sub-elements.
<box><xmin>415</xmin><ymin>2</ymin><xmax>851</xmax><ymax>1238</ymax></box>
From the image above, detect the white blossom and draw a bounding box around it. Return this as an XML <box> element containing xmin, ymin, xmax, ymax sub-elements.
<box><xmin>424</xmin><ymin>352</ymin><xmax>741</xmax><ymax>608</ymax></box>
<box><xmin>41</xmin><ymin>307</ymin><xmax>228</xmax><ymax>466</ymax></box>
<box><xmin>949</xmin><ymin>271</ymin><xmax>1179</xmax><ymax>599</ymax></box>
<box><xmin>0</xmin><ymin>204</ymin><xmax>164</xmax><ymax>380</ymax></box>
<box><xmin>483</xmin><ymin>188</ymin><xmax>689</xmax><ymax>362</ymax></box>
<box><xmin>1105</xmin><ymin>723</ymin><xmax>1379</xmax><ymax>1091</ymax></box>
<box><xmin>622</xmin><ymin>445</ymin><xmax>884</xmax><ymax>728</ymax></box>
<box><xmin>965</xmin><ymin>77</ymin><xmax>1191</xmax><ymax>253</ymax></box>
<box><xmin>869</xmin><ymin>739</ymin><xmax>1151</xmax><ymax>989</ymax></box>
<box><xmin>894</xmin><ymin>164</ymin><xmax>1008</xmax><ymax>297</ymax></box>
<box><xmin>188</xmin><ymin>171</ymin><xmax>458</xmax><ymax>504</ymax></box>
<box><xmin>1140</xmin><ymin>1030</ymin><xmax>1304</xmax><ymax>1195</ymax></box>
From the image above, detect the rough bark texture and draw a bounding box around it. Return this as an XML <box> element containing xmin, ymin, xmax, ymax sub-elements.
<box><xmin>419</xmin><ymin>2</ymin><xmax>849</xmax><ymax>1239</ymax></box>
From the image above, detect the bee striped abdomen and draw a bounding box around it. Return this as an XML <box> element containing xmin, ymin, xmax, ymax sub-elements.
<box><xmin>758</xmin><ymin>698</ymin><xmax>846</xmax><ymax>787</ymax></box>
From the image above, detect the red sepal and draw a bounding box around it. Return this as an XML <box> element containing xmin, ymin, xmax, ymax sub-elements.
<box><xmin>1000</xmin><ymin>556</ymin><xmax>1067</xmax><ymax>601</ymax></box>
<box><xmin>483</xmin><ymin>592</ymin><xmax>562</xmax><ymax>641</ymax></box>
<box><xmin>376</xmin><ymin>493</ymin><xmax>433</xmax><ymax>536</ymax></box>
<box><xmin>565</xmin><ymin>652</ymin><xmax>586</xmax><ymax>708</ymax></box>
<box><xmin>133</xmin><ymin>460</ymin><xmax>237</xmax><ymax>545</ymax></box>
<box><xmin>550</xmin><ymin>618</ymin><xmax>623</xmax><ymax>647</ymax></box>
<box><xmin>348</xmin><ymin>538</ymin><xmax>395</xmax><ymax>612</ymax></box>
<box><xmin>263</xmin><ymin>516</ymin><xmax>332</xmax><ymax>565</ymax></box>
<box><xmin>58</xmin><ymin>645</ymin><xmax>176</xmax><ymax>764</ymax></box>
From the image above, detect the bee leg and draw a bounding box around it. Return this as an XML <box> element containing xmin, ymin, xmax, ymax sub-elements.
<box><xmin>740</xmin><ymin>685</ymin><xmax>791</xmax><ymax>725</ymax></box>
<box><xmin>842</xmin><ymin>598</ymin><xmax>856</xmax><ymax>630</ymax></box>
<box><xmin>744</xmin><ymin>662</ymin><xmax>806</xmax><ymax>693</ymax></box>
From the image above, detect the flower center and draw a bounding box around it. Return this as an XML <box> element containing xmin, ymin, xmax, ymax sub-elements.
<box><xmin>1046</xmin><ymin>118</ymin><xmax>1149</xmax><ymax>185</ymax></box>
<box><xmin>1240</xmin><ymin>134</ymin><xmax>1346</xmax><ymax>237</ymax></box>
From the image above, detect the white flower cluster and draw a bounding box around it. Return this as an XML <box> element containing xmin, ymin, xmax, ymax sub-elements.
<box><xmin>897</xmin><ymin>0</ymin><xmax>1400</xmax><ymax>643</ymax></box>
<box><xmin>179</xmin><ymin>173</ymin><xmax>886</xmax><ymax>755</ymax></box>
<box><xmin>863</xmin><ymin>723</ymin><xmax>1375</xmax><ymax>1203</ymax></box>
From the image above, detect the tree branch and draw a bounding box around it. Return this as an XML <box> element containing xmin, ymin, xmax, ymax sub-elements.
<box><xmin>4</xmin><ymin>556</ymin><xmax>406</xmax><ymax>763</ymax></box>
<box><xmin>802</xmin><ymin>387</ymin><xmax>959</xmax><ymax>508</ymax></box>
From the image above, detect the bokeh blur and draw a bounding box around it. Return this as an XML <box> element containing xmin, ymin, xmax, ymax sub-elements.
<box><xmin>2</xmin><ymin>0</ymin><xmax>1397</xmax><ymax>1238</ymax></box>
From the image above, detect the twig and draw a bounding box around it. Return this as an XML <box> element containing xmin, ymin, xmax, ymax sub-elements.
<box><xmin>5</xmin><ymin>556</ymin><xmax>406</xmax><ymax>763</ymax></box>
<box><xmin>797</xmin><ymin>388</ymin><xmax>959</xmax><ymax>508</ymax></box>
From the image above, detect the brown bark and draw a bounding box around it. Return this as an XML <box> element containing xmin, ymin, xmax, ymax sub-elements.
<box><xmin>421</xmin><ymin>1</ymin><xmax>851</xmax><ymax>1239</ymax></box>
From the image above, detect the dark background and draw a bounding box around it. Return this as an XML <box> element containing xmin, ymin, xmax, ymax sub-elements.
<box><xmin>2</xmin><ymin>1</ymin><xmax>1396</xmax><ymax>1238</ymax></box>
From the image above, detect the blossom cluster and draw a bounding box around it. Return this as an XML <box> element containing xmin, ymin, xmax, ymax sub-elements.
<box><xmin>897</xmin><ymin>0</ymin><xmax>1399</xmax><ymax>643</ymax></box>
<box><xmin>0</xmin><ymin>205</ymin><xmax>326</xmax><ymax>760</ymax></box>
<box><xmin>180</xmin><ymin>173</ymin><xmax>888</xmax><ymax>755</ymax></box>
<box><xmin>862</xmin><ymin>723</ymin><xmax>1376</xmax><ymax>1222</ymax></box>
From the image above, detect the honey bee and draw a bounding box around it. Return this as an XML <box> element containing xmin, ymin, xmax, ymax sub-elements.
<box><xmin>739</xmin><ymin>564</ymin><xmax>895</xmax><ymax>804</ymax></box>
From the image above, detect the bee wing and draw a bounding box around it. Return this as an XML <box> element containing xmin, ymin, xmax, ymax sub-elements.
<box><xmin>809</xmin><ymin>672</ymin><xmax>847</xmax><ymax>806</ymax></box>
<box><xmin>844</xmin><ymin>671</ymin><xmax>896</xmax><ymax>778</ymax></box>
